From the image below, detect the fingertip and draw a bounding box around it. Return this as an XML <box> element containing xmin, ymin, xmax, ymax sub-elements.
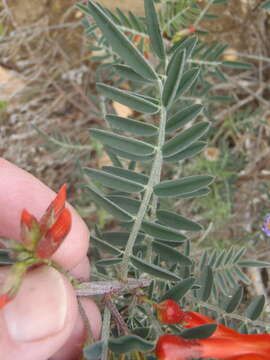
<box><xmin>1</xmin><ymin>265</ymin><xmax>79</xmax><ymax>360</ymax></box>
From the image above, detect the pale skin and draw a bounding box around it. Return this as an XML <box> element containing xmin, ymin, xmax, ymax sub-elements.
<box><xmin>0</xmin><ymin>158</ymin><xmax>102</xmax><ymax>360</ymax></box>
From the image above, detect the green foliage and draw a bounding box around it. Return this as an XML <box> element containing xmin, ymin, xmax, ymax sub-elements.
<box><xmin>30</xmin><ymin>0</ymin><xmax>269</xmax><ymax>358</ymax></box>
<box><xmin>76</xmin><ymin>1</ymin><xmax>268</xmax><ymax>357</ymax></box>
<box><xmin>261</xmin><ymin>0</ymin><xmax>270</xmax><ymax>10</ymax></box>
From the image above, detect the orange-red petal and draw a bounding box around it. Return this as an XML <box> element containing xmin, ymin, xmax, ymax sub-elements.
<box><xmin>39</xmin><ymin>184</ymin><xmax>67</xmax><ymax>234</ymax></box>
<box><xmin>20</xmin><ymin>209</ymin><xmax>41</xmax><ymax>249</ymax></box>
<box><xmin>156</xmin><ymin>334</ymin><xmax>201</xmax><ymax>360</ymax></box>
<box><xmin>181</xmin><ymin>311</ymin><xmax>239</xmax><ymax>338</ymax></box>
<box><xmin>0</xmin><ymin>292</ymin><xmax>12</xmax><ymax>309</ymax></box>
<box><xmin>35</xmin><ymin>208</ymin><xmax>71</xmax><ymax>258</ymax></box>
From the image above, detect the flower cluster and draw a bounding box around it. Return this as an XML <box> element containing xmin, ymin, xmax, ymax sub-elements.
<box><xmin>262</xmin><ymin>213</ymin><xmax>270</xmax><ymax>236</ymax></box>
<box><xmin>154</xmin><ymin>299</ymin><xmax>270</xmax><ymax>360</ymax></box>
<box><xmin>0</xmin><ymin>185</ymin><xmax>71</xmax><ymax>308</ymax></box>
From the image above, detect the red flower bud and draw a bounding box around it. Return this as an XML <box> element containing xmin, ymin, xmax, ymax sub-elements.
<box><xmin>0</xmin><ymin>262</ymin><xmax>28</xmax><ymax>309</ymax></box>
<box><xmin>0</xmin><ymin>292</ymin><xmax>12</xmax><ymax>308</ymax></box>
<box><xmin>35</xmin><ymin>208</ymin><xmax>71</xmax><ymax>258</ymax></box>
<box><xmin>187</xmin><ymin>26</ymin><xmax>196</xmax><ymax>33</ymax></box>
<box><xmin>154</xmin><ymin>299</ymin><xmax>184</xmax><ymax>324</ymax></box>
<box><xmin>20</xmin><ymin>209</ymin><xmax>41</xmax><ymax>250</ymax></box>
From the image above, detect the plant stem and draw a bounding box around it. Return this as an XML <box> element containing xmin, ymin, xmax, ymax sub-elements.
<box><xmin>193</xmin><ymin>0</ymin><xmax>215</xmax><ymax>27</ymax></box>
<box><xmin>105</xmin><ymin>294</ymin><xmax>129</xmax><ymax>335</ymax></box>
<box><xmin>121</xmin><ymin>78</ymin><xmax>167</xmax><ymax>280</ymax></box>
<box><xmin>101</xmin><ymin>306</ymin><xmax>111</xmax><ymax>360</ymax></box>
<box><xmin>76</xmin><ymin>278</ymin><xmax>151</xmax><ymax>296</ymax></box>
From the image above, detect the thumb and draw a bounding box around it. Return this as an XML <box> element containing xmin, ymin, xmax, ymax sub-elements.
<box><xmin>1</xmin><ymin>266</ymin><xmax>78</xmax><ymax>360</ymax></box>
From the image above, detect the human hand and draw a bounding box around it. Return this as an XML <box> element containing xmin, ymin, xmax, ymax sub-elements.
<box><xmin>0</xmin><ymin>158</ymin><xmax>101</xmax><ymax>360</ymax></box>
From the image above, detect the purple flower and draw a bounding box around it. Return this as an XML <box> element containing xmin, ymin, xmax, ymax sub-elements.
<box><xmin>262</xmin><ymin>214</ymin><xmax>270</xmax><ymax>236</ymax></box>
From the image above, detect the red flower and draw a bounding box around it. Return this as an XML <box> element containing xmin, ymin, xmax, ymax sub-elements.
<box><xmin>154</xmin><ymin>299</ymin><xmax>185</xmax><ymax>324</ymax></box>
<box><xmin>154</xmin><ymin>299</ymin><xmax>239</xmax><ymax>338</ymax></box>
<box><xmin>155</xmin><ymin>303</ymin><xmax>270</xmax><ymax>360</ymax></box>
<box><xmin>0</xmin><ymin>184</ymin><xmax>71</xmax><ymax>308</ymax></box>
<box><xmin>156</xmin><ymin>333</ymin><xmax>270</xmax><ymax>360</ymax></box>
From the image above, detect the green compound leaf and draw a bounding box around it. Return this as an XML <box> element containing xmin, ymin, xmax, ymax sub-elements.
<box><xmin>102</xmin><ymin>231</ymin><xmax>144</xmax><ymax>247</ymax></box>
<box><xmin>106</xmin><ymin>146</ymin><xmax>154</xmax><ymax>161</ymax></box>
<box><xmin>166</xmin><ymin>104</ymin><xmax>203</xmax><ymax>134</ymax></box>
<box><xmin>91</xmin><ymin>235</ymin><xmax>122</xmax><ymax>256</ymax></box>
<box><xmin>261</xmin><ymin>0</ymin><xmax>270</xmax><ymax>9</ymax></box>
<box><xmin>222</xmin><ymin>61</ymin><xmax>253</xmax><ymax>70</ymax></box>
<box><xmin>84</xmin><ymin>168</ymin><xmax>145</xmax><ymax>193</ymax></box>
<box><xmin>162</xmin><ymin>50</ymin><xmax>186</xmax><ymax>108</ymax></box>
<box><xmin>106</xmin><ymin>114</ymin><xmax>158</xmax><ymax>137</ymax></box>
<box><xmin>131</xmin><ymin>255</ymin><xmax>181</xmax><ymax>281</ymax></box>
<box><xmin>113</xmin><ymin>64</ymin><xmax>153</xmax><ymax>83</ymax></box>
<box><xmin>238</xmin><ymin>260</ymin><xmax>270</xmax><ymax>268</ymax></box>
<box><xmin>95</xmin><ymin>258</ymin><xmax>122</xmax><ymax>267</ymax></box>
<box><xmin>97</xmin><ymin>83</ymin><xmax>159</xmax><ymax>113</ymax></box>
<box><xmin>224</xmin><ymin>286</ymin><xmax>243</xmax><ymax>313</ymax></box>
<box><xmin>208</xmin><ymin>95</ymin><xmax>234</xmax><ymax>103</ymax></box>
<box><xmin>234</xmin><ymin>265</ymin><xmax>251</xmax><ymax>285</ymax></box>
<box><xmin>168</xmin><ymin>35</ymin><xmax>198</xmax><ymax>63</ymax></box>
<box><xmin>164</xmin><ymin>141</ymin><xmax>207</xmax><ymax>163</ymax></box>
<box><xmin>102</xmin><ymin>166</ymin><xmax>149</xmax><ymax>185</ymax></box>
<box><xmin>91</xmin><ymin>129</ymin><xmax>155</xmax><ymax>156</ymax></box>
<box><xmin>107</xmin><ymin>195</ymin><xmax>141</xmax><ymax>215</ymax></box>
<box><xmin>154</xmin><ymin>175</ymin><xmax>214</xmax><ymax>197</ymax></box>
<box><xmin>141</xmin><ymin>220</ymin><xmax>187</xmax><ymax>242</ymax></box>
<box><xmin>176</xmin><ymin>187</ymin><xmax>211</xmax><ymax>199</ymax></box>
<box><xmin>84</xmin><ymin>340</ymin><xmax>104</xmax><ymax>359</ymax></box>
<box><xmin>144</xmin><ymin>0</ymin><xmax>165</xmax><ymax>59</ymax></box>
<box><xmin>132</xmin><ymin>327</ymin><xmax>151</xmax><ymax>338</ymax></box>
<box><xmin>244</xmin><ymin>295</ymin><xmax>265</xmax><ymax>320</ymax></box>
<box><xmin>81</xmin><ymin>1</ymin><xmax>157</xmax><ymax>80</ymax></box>
<box><xmin>109</xmin><ymin>335</ymin><xmax>154</xmax><ymax>354</ymax></box>
<box><xmin>152</xmin><ymin>241</ymin><xmax>192</xmax><ymax>265</ymax></box>
<box><xmin>160</xmin><ymin>277</ymin><xmax>195</xmax><ymax>302</ymax></box>
<box><xmin>84</xmin><ymin>186</ymin><xmax>133</xmax><ymax>221</ymax></box>
<box><xmin>198</xmin><ymin>265</ymin><xmax>213</xmax><ymax>301</ymax></box>
<box><xmin>157</xmin><ymin>210</ymin><xmax>203</xmax><ymax>232</ymax></box>
<box><xmin>181</xmin><ymin>324</ymin><xmax>217</xmax><ymax>340</ymax></box>
<box><xmin>163</xmin><ymin>122</ymin><xmax>210</xmax><ymax>157</ymax></box>
<box><xmin>176</xmin><ymin>67</ymin><xmax>200</xmax><ymax>98</ymax></box>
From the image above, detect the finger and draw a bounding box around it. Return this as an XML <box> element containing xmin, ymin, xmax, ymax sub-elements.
<box><xmin>51</xmin><ymin>298</ymin><xmax>102</xmax><ymax>360</ymax></box>
<box><xmin>48</xmin><ymin>258</ymin><xmax>101</xmax><ymax>360</ymax></box>
<box><xmin>70</xmin><ymin>257</ymin><xmax>91</xmax><ymax>281</ymax></box>
<box><xmin>0</xmin><ymin>158</ymin><xmax>89</xmax><ymax>269</ymax></box>
<box><xmin>0</xmin><ymin>266</ymin><xmax>78</xmax><ymax>360</ymax></box>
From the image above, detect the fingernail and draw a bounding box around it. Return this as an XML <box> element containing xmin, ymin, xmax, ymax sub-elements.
<box><xmin>3</xmin><ymin>266</ymin><xmax>68</xmax><ymax>342</ymax></box>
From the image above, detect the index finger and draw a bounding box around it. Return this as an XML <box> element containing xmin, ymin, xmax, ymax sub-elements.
<box><xmin>0</xmin><ymin>158</ymin><xmax>89</xmax><ymax>269</ymax></box>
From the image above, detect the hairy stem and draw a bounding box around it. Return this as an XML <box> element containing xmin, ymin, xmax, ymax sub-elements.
<box><xmin>101</xmin><ymin>306</ymin><xmax>111</xmax><ymax>360</ymax></box>
<box><xmin>121</xmin><ymin>78</ymin><xmax>167</xmax><ymax>280</ymax></box>
<box><xmin>76</xmin><ymin>278</ymin><xmax>151</xmax><ymax>296</ymax></box>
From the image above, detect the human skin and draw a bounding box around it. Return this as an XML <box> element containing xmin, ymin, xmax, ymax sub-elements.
<box><xmin>0</xmin><ymin>158</ymin><xmax>102</xmax><ymax>360</ymax></box>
